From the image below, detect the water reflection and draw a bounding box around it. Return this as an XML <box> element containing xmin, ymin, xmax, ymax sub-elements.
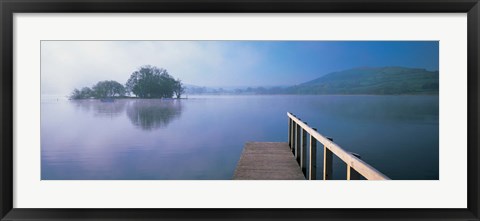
<box><xmin>42</xmin><ymin>95</ymin><xmax>437</xmax><ymax>180</ymax></box>
<box><xmin>126</xmin><ymin>99</ymin><xmax>183</xmax><ymax>130</ymax></box>
<box><xmin>305</xmin><ymin>95</ymin><xmax>438</xmax><ymax>124</ymax></box>
<box><xmin>70</xmin><ymin>99</ymin><xmax>127</xmax><ymax>117</ymax></box>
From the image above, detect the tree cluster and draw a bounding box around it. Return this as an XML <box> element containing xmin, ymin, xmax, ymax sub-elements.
<box><xmin>126</xmin><ymin>65</ymin><xmax>184</xmax><ymax>99</ymax></box>
<box><xmin>70</xmin><ymin>81</ymin><xmax>126</xmax><ymax>99</ymax></box>
<box><xmin>70</xmin><ymin>65</ymin><xmax>185</xmax><ymax>100</ymax></box>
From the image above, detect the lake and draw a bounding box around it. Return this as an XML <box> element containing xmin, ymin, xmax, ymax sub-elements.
<box><xmin>41</xmin><ymin>95</ymin><xmax>439</xmax><ymax>180</ymax></box>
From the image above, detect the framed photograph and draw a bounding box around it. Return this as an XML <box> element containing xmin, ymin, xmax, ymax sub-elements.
<box><xmin>1</xmin><ymin>0</ymin><xmax>479</xmax><ymax>220</ymax></box>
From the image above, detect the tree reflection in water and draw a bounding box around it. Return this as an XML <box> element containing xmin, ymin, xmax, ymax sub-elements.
<box><xmin>126</xmin><ymin>99</ymin><xmax>183</xmax><ymax>130</ymax></box>
<box><xmin>71</xmin><ymin>99</ymin><xmax>127</xmax><ymax>118</ymax></box>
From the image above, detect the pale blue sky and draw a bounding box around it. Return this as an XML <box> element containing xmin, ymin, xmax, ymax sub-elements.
<box><xmin>41</xmin><ymin>41</ymin><xmax>439</xmax><ymax>95</ymax></box>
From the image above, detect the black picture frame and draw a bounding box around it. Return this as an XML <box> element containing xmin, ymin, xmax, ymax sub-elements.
<box><xmin>1</xmin><ymin>0</ymin><xmax>479</xmax><ymax>220</ymax></box>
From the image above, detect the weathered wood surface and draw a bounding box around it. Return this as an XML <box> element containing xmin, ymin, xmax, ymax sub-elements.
<box><xmin>233</xmin><ymin>142</ymin><xmax>305</xmax><ymax>180</ymax></box>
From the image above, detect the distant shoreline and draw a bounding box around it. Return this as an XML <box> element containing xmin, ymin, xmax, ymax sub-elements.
<box><xmin>42</xmin><ymin>93</ymin><xmax>439</xmax><ymax>101</ymax></box>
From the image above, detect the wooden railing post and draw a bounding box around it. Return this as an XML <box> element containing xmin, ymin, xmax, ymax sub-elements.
<box><xmin>292</xmin><ymin>120</ymin><xmax>296</xmax><ymax>155</ymax></box>
<box><xmin>323</xmin><ymin>137</ymin><xmax>333</xmax><ymax>180</ymax></box>
<box><xmin>347</xmin><ymin>153</ymin><xmax>362</xmax><ymax>180</ymax></box>
<box><xmin>295</xmin><ymin>122</ymin><xmax>301</xmax><ymax>162</ymax></box>
<box><xmin>309</xmin><ymin>128</ymin><xmax>317</xmax><ymax>180</ymax></box>
<box><xmin>347</xmin><ymin>165</ymin><xmax>352</xmax><ymax>180</ymax></box>
<box><xmin>300</xmin><ymin>123</ymin><xmax>307</xmax><ymax>175</ymax></box>
<box><xmin>288</xmin><ymin>118</ymin><xmax>292</xmax><ymax>149</ymax></box>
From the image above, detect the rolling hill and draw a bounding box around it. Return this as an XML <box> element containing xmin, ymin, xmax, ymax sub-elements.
<box><xmin>286</xmin><ymin>66</ymin><xmax>439</xmax><ymax>95</ymax></box>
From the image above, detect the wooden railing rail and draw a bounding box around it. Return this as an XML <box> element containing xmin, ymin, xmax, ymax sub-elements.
<box><xmin>288</xmin><ymin>112</ymin><xmax>390</xmax><ymax>180</ymax></box>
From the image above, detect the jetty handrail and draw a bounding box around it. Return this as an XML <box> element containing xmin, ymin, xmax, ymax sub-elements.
<box><xmin>287</xmin><ymin>112</ymin><xmax>390</xmax><ymax>180</ymax></box>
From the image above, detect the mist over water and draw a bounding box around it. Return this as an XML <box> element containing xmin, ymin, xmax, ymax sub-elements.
<box><xmin>41</xmin><ymin>95</ymin><xmax>439</xmax><ymax>180</ymax></box>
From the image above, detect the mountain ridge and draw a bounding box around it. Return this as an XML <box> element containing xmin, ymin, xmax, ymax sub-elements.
<box><xmin>286</xmin><ymin>66</ymin><xmax>439</xmax><ymax>95</ymax></box>
<box><xmin>184</xmin><ymin>66</ymin><xmax>439</xmax><ymax>95</ymax></box>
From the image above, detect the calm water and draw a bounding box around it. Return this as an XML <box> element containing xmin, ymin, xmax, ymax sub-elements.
<box><xmin>41</xmin><ymin>95</ymin><xmax>439</xmax><ymax>180</ymax></box>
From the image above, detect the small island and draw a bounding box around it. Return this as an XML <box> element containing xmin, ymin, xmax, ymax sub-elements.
<box><xmin>70</xmin><ymin>65</ymin><xmax>185</xmax><ymax>100</ymax></box>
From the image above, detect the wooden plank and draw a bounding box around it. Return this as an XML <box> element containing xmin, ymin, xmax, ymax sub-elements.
<box><xmin>233</xmin><ymin>142</ymin><xmax>305</xmax><ymax>180</ymax></box>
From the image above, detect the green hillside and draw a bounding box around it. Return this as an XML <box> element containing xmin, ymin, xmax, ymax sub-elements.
<box><xmin>287</xmin><ymin>66</ymin><xmax>439</xmax><ymax>95</ymax></box>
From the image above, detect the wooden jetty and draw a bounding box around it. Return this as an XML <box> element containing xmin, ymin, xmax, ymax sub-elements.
<box><xmin>233</xmin><ymin>142</ymin><xmax>305</xmax><ymax>180</ymax></box>
<box><xmin>233</xmin><ymin>112</ymin><xmax>390</xmax><ymax>180</ymax></box>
